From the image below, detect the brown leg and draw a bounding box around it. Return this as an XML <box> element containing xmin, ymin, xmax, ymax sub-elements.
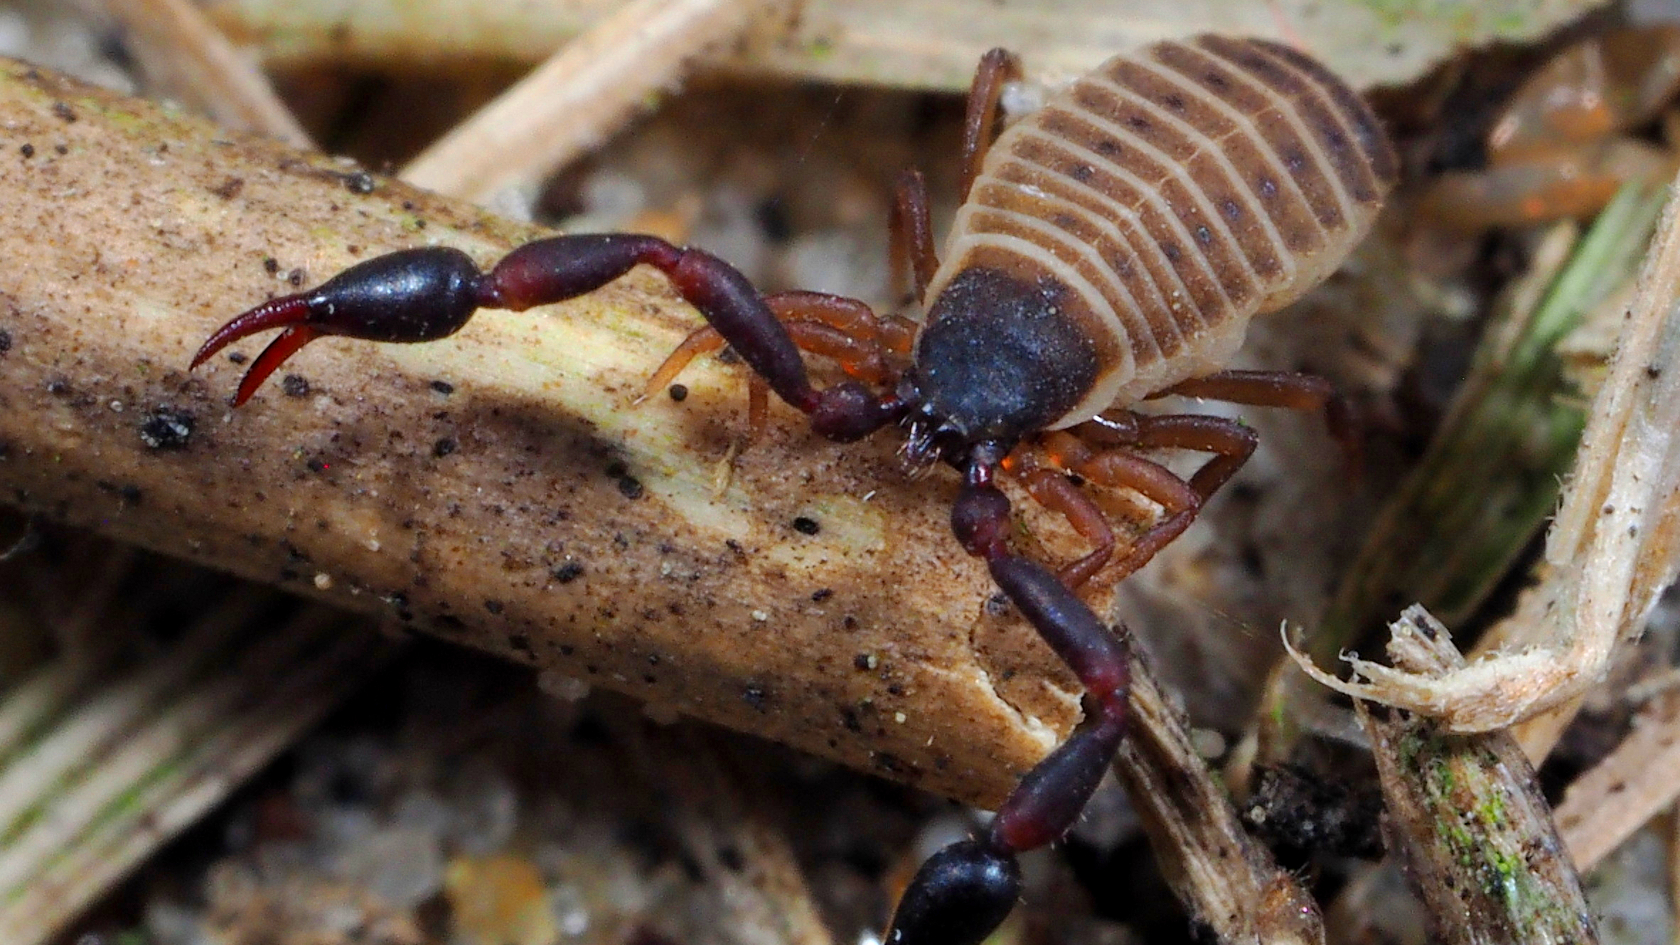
<box><xmin>640</xmin><ymin>291</ymin><xmax>918</xmax><ymax>450</ymax></box>
<box><xmin>640</xmin><ymin>290</ymin><xmax>916</xmax><ymax>399</ymax></box>
<box><xmin>1128</xmin><ymin>414</ymin><xmax>1259</xmax><ymax>501</ymax></box>
<box><xmin>768</xmin><ymin>291</ymin><xmax>918</xmax><ymax>365</ymax></box>
<box><xmin>1047</xmin><ymin>430</ymin><xmax>1205</xmax><ymax>585</ymax></box>
<box><xmin>1016</xmin><ymin>408</ymin><xmax>1264</xmax><ymax>586</ymax></box>
<box><xmin>1157</xmin><ymin>368</ymin><xmax>1358</xmax><ymax>452</ymax></box>
<box><xmin>782</xmin><ymin>321</ymin><xmax>891</xmax><ymax>384</ymax></box>
<box><xmin>1010</xmin><ymin>449</ymin><xmax>1116</xmax><ymax>589</ymax></box>
<box><xmin>890</xmin><ymin>169</ymin><xmax>939</xmax><ymax>301</ymax></box>
<box><xmin>746</xmin><ymin>374</ymin><xmax>769</xmax><ymax>438</ymax></box>
<box><xmin>960</xmin><ymin>48</ymin><xmax>1022</xmax><ymax>202</ymax></box>
<box><xmin>1010</xmin><ymin>429</ymin><xmax>1207</xmax><ymax>589</ymax></box>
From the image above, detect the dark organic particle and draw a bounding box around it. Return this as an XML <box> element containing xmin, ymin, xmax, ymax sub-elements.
<box><xmin>281</xmin><ymin>374</ymin><xmax>310</xmax><ymax>397</ymax></box>
<box><xmin>668</xmin><ymin>383</ymin><xmax>688</xmax><ymax>401</ymax></box>
<box><xmin>742</xmin><ymin>684</ymin><xmax>769</xmax><ymax>711</ymax></box>
<box><xmin>0</xmin><ymin>329</ymin><xmax>10</xmax><ymax>354</ymax></box>
<box><xmin>552</xmin><ymin>562</ymin><xmax>584</xmax><ymax>583</ymax></box>
<box><xmin>430</xmin><ymin>380</ymin><xmax>455</xmax><ymax>394</ymax></box>
<box><xmin>210</xmin><ymin>176</ymin><xmax>245</xmax><ymax>200</ymax></box>
<box><xmin>344</xmin><ymin>170</ymin><xmax>376</xmax><ymax>194</ymax></box>
<box><xmin>616</xmin><ymin>475</ymin><xmax>644</xmax><ymax>500</ymax></box>
<box><xmin>138</xmin><ymin>407</ymin><xmax>194</xmax><ymax>450</ymax></box>
<box><xmin>433</xmin><ymin>438</ymin><xmax>457</xmax><ymax>458</ymax></box>
<box><xmin>1244</xmin><ymin>764</ymin><xmax>1385</xmax><ymax>860</ymax></box>
<box><xmin>792</xmin><ymin>516</ymin><xmax>821</xmax><ymax>535</ymax></box>
<box><xmin>51</xmin><ymin>101</ymin><xmax>75</xmax><ymax>122</ymax></box>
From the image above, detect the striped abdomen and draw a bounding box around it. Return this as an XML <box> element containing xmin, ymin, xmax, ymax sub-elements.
<box><xmin>921</xmin><ymin>35</ymin><xmax>1397</xmax><ymax>431</ymax></box>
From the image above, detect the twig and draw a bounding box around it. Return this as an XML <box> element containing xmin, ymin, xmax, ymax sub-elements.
<box><xmin>0</xmin><ymin>584</ymin><xmax>390</xmax><ymax>945</ymax></box>
<box><xmin>99</xmin><ymin>0</ymin><xmax>312</xmax><ymax>146</ymax></box>
<box><xmin>1113</xmin><ymin>651</ymin><xmax>1322</xmax><ymax>945</ymax></box>
<box><xmin>1355</xmin><ymin>607</ymin><xmax>1598</xmax><ymax>945</ymax></box>
<box><xmin>644</xmin><ymin>726</ymin><xmax>835</xmax><ymax>945</ymax></box>
<box><xmin>401</xmin><ymin>0</ymin><xmax>780</xmax><ymax>205</ymax></box>
<box><xmin>0</xmin><ymin>58</ymin><xmax>1088</xmax><ymax>808</ymax></box>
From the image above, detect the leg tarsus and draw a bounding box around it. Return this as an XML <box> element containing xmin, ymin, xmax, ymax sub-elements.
<box><xmin>960</xmin><ymin>48</ymin><xmax>1022</xmax><ymax>201</ymax></box>
<box><xmin>890</xmin><ymin>169</ymin><xmax>939</xmax><ymax>300</ymax></box>
<box><xmin>1158</xmin><ymin>368</ymin><xmax>1360</xmax><ymax>472</ymax></box>
<box><xmin>745</xmin><ymin>375</ymin><xmax>769</xmax><ymax>441</ymax></box>
<box><xmin>638</xmin><ymin>326</ymin><xmax>725</xmax><ymax>402</ymax></box>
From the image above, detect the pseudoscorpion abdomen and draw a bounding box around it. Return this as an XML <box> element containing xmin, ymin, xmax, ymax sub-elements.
<box><xmin>929</xmin><ymin>35</ymin><xmax>1398</xmax><ymax>426</ymax></box>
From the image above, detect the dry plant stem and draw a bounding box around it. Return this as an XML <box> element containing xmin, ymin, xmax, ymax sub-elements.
<box><xmin>99</xmin><ymin>0</ymin><xmax>311</xmax><ymax>147</ymax></box>
<box><xmin>0</xmin><ymin>581</ymin><xmax>388</xmax><ymax>945</ymax></box>
<box><xmin>1112</xmin><ymin>651</ymin><xmax>1322</xmax><ymax>945</ymax></box>
<box><xmin>1356</xmin><ymin>607</ymin><xmax>1597</xmax><ymax>945</ymax></box>
<box><xmin>401</xmin><ymin>0</ymin><xmax>777</xmax><ymax>203</ymax></box>
<box><xmin>1291</xmin><ymin>178</ymin><xmax>1680</xmax><ymax>733</ymax></box>
<box><xmin>0</xmin><ymin>59</ymin><xmax>1085</xmax><ymax>807</ymax></box>
<box><xmin>204</xmin><ymin>0</ymin><xmax>1603</xmax><ymax>93</ymax></box>
<box><xmin>1552</xmin><ymin>686</ymin><xmax>1680</xmax><ymax>871</ymax></box>
<box><xmin>641</xmin><ymin>726</ymin><xmax>834</xmax><ymax>945</ymax></box>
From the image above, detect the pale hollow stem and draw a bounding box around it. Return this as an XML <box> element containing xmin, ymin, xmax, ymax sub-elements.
<box><xmin>201</xmin><ymin>0</ymin><xmax>1593</xmax><ymax>93</ymax></box>
<box><xmin>100</xmin><ymin>0</ymin><xmax>312</xmax><ymax>146</ymax></box>
<box><xmin>400</xmin><ymin>0</ymin><xmax>778</xmax><ymax>203</ymax></box>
